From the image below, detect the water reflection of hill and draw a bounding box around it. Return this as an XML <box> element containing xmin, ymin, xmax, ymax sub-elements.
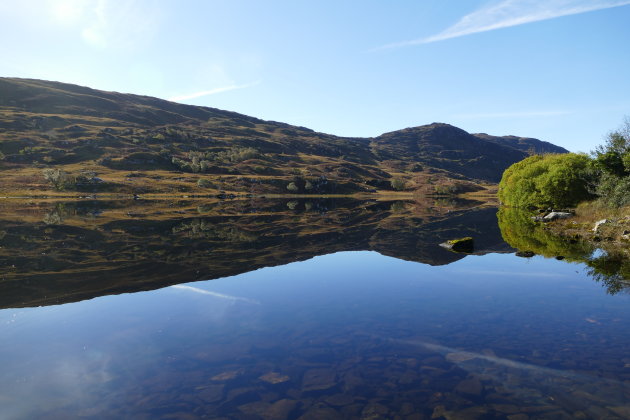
<box><xmin>0</xmin><ymin>199</ymin><xmax>513</xmax><ymax>308</ymax></box>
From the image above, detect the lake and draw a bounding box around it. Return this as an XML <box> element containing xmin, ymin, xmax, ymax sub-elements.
<box><xmin>0</xmin><ymin>198</ymin><xmax>629</xmax><ymax>419</ymax></box>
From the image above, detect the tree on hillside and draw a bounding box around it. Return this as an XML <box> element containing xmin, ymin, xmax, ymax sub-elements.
<box><xmin>591</xmin><ymin>117</ymin><xmax>630</xmax><ymax>207</ymax></box>
<box><xmin>42</xmin><ymin>168</ymin><xmax>70</xmax><ymax>191</ymax></box>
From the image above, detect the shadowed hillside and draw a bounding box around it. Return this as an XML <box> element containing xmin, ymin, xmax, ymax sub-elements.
<box><xmin>474</xmin><ymin>133</ymin><xmax>568</xmax><ymax>155</ymax></box>
<box><xmin>0</xmin><ymin>78</ymin><xmax>566</xmax><ymax>196</ymax></box>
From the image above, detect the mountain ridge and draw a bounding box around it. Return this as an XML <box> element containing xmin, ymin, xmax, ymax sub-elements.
<box><xmin>0</xmin><ymin>77</ymin><xmax>568</xmax><ymax>195</ymax></box>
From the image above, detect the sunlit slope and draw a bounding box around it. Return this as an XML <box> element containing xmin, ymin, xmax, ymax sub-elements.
<box><xmin>0</xmin><ymin>78</ymin><xmax>567</xmax><ymax>195</ymax></box>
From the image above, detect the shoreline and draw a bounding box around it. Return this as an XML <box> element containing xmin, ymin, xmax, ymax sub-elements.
<box><xmin>531</xmin><ymin>204</ymin><xmax>630</xmax><ymax>256</ymax></box>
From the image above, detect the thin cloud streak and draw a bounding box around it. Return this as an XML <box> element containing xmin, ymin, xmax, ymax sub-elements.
<box><xmin>170</xmin><ymin>284</ymin><xmax>260</xmax><ymax>304</ymax></box>
<box><xmin>168</xmin><ymin>82</ymin><xmax>259</xmax><ymax>102</ymax></box>
<box><xmin>454</xmin><ymin>110</ymin><xmax>571</xmax><ymax>119</ymax></box>
<box><xmin>376</xmin><ymin>0</ymin><xmax>630</xmax><ymax>50</ymax></box>
<box><xmin>449</xmin><ymin>269</ymin><xmax>569</xmax><ymax>278</ymax></box>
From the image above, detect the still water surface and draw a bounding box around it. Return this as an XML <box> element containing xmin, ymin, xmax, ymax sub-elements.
<box><xmin>0</xmin><ymin>199</ymin><xmax>629</xmax><ymax>419</ymax></box>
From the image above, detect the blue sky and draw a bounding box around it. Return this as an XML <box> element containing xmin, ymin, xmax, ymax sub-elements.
<box><xmin>1</xmin><ymin>1</ymin><xmax>629</xmax><ymax>152</ymax></box>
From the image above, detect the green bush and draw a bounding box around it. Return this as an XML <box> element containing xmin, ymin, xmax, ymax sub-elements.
<box><xmin>197</xmin><ymin>178</ymin><xmax>213</xmax><ymax>188</ymax></box>
<box><xmin>390</xmin><ymin>178</ymin><xmax>406</xmax><ymax>191</ymax></box>
<box><xmin>286</xmin><ymin>182</ymin><xmax>299</xmax><ymax>192</ymax></box>
<box><xmin>498</xmin><ymin>153</ymin><xmax>594</xmax><ymax>208</ymax></box>
<box><xmin>596</xmin><ymin>173</ymin><xmax>630</xmax><ymax>207</ymax></box>
<box><xmin>42</xmin><ymin>168</ymin><xmax>71</xmax><ymax>191</ymax></box>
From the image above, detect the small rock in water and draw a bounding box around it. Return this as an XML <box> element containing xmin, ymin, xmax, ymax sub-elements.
<box><xmin>515</xmin><ymin>250</ymin><xmax>535</xmax><ymax>258</ymax></box>
<box><xmin>439</xmin><ymin>237</ymin><xmax>474</xmax><ymax>253</ymax></box>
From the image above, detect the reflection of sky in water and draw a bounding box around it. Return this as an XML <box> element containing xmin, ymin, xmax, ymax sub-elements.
<box><xmin>1</xmin><ymin>251</ymin><xmax>630</xmax><ymax>418</ymax></box>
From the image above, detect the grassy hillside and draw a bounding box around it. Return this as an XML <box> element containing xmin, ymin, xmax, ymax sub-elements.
<box><xmin>0</xmin><ymin>78</ymin><xmax>567</xmax><ymax>196</ymax></box>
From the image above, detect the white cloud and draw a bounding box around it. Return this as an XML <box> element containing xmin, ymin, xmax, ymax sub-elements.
<box><xmin>43</xmin><ymin>0</ymin><xmax>162</xmax><ymax>49</ymax></box>
<box><xmin>50</xmin><ymin>0</ymin><xmax>87</xmax><ymax>23</ymax></box>
<box><xmin>168</xmin><ymin>82</ymin><xmax>260</xmax><ymax>102</ymax></box>
<box><xmin>377</xmin><ymin>0</ymin><xmax>630</xmax><ymax>49</ymax></box>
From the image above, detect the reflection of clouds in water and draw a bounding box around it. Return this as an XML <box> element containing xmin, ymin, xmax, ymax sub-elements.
<box><xmin>170</xmin><ymin>284</ymin><xmax>260</xmax><ymax>305</ymax></box>
<box><xmin>418</xmin><ymin>340</ymin><xmax>582</xmax><ymax>379</ymax></box>
<box><xmin>390</xmin><ymin>337</ymin><xmax>630</xmax><ymax>408</ymax></box>
<box><xmin>0</xmin><ymin>349</ymin><xmax>113</xmax><ymax>419</ymax></box>
<box><xmin>450</xmin><ymin>269</ymin><xmax>569</xmax><ymax>278</ymax></box>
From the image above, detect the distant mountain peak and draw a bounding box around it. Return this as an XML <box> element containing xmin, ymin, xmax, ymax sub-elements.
<box><xmin>473</xmin><ymin>132</ymin><xmax>569</xmax><ymax>155</ymax></box>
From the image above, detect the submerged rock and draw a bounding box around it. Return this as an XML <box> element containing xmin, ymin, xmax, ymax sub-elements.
<box><xmin>302</xmin><ymin>368</ymin><xmax>337</xmax><ymax>391</ymax></box>
<box><xmin>440</xmin><ymin>237</ymin><xmax>474</xmax><ymax>253</ymax></box>
<box><xmin>455</xmin><ymin>377</ymin><xmax>483</xmax><ymax>397</ymax></box>
<box><xmin>197</xmin><ymin>384</ymin><xmax>224</xmax><ymax>403</ymax></box>
<box><xmin>211</xmin><ymin>370</ymin><xmax>242</xmax><ymax>381</ymax></box>
<box><xmin>297</xmin><ymin>406</ymin><xmax>343</xmax><ymax>420</ymax></box>
<box><xmin>360</xmin><ymin>402</ymin><xmax>389</xmax><ymax>419</ymax></box>
<box><xmin>323</xmin><ymin>394</ymin><xmax>355</xmax><ymax>407</ymax></box>
<box><xmin>265</xmin><ymin>399</ymin><xmax>298</xmax><ymax>420</ymax></box>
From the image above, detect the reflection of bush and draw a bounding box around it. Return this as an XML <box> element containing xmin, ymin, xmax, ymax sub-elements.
<box><xmin>43</xmin><ymin>204</ymin><xmax>69</xmax><ymax>225</ymax></box>
<box><xmin>390</xmin><ymin>201</ymin><xmax>406</xmax><ymax>213</ymax></box>
<box><xmin>498</xmin><ymin>208</ymin><xmax>593</xmax><ymax>261</ymax></box>
<box><xmin>585</xmin><ymin>256</ymin><xmax>630</xmax><ymax>295</ymax></box>
<box><xmin>498</xmin><ymin>207</ymin><xmax>630</xmax><ymax>294</ymax></box>
<box><xmin>172</xmin><ymin>219</ymin><xmax>257</xmax><ymax>242</ymax></box>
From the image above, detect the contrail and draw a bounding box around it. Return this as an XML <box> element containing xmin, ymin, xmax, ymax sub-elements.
<box><xmin>374</xmin><ymin>0</ymin><xmax>630</xmax><ymax>50</ymax></box>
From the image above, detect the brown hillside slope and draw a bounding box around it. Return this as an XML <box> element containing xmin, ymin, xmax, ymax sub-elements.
<box><xmin>0</xmin><ymin>78</ymin><xmax>567</xmax><ymax>195</ymax></box>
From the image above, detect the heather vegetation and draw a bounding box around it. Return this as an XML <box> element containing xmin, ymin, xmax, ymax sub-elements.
<box><xmin>0</xmin><ymin>78</ymin><xmax>566</xmax><ymax>197</ymax></box>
